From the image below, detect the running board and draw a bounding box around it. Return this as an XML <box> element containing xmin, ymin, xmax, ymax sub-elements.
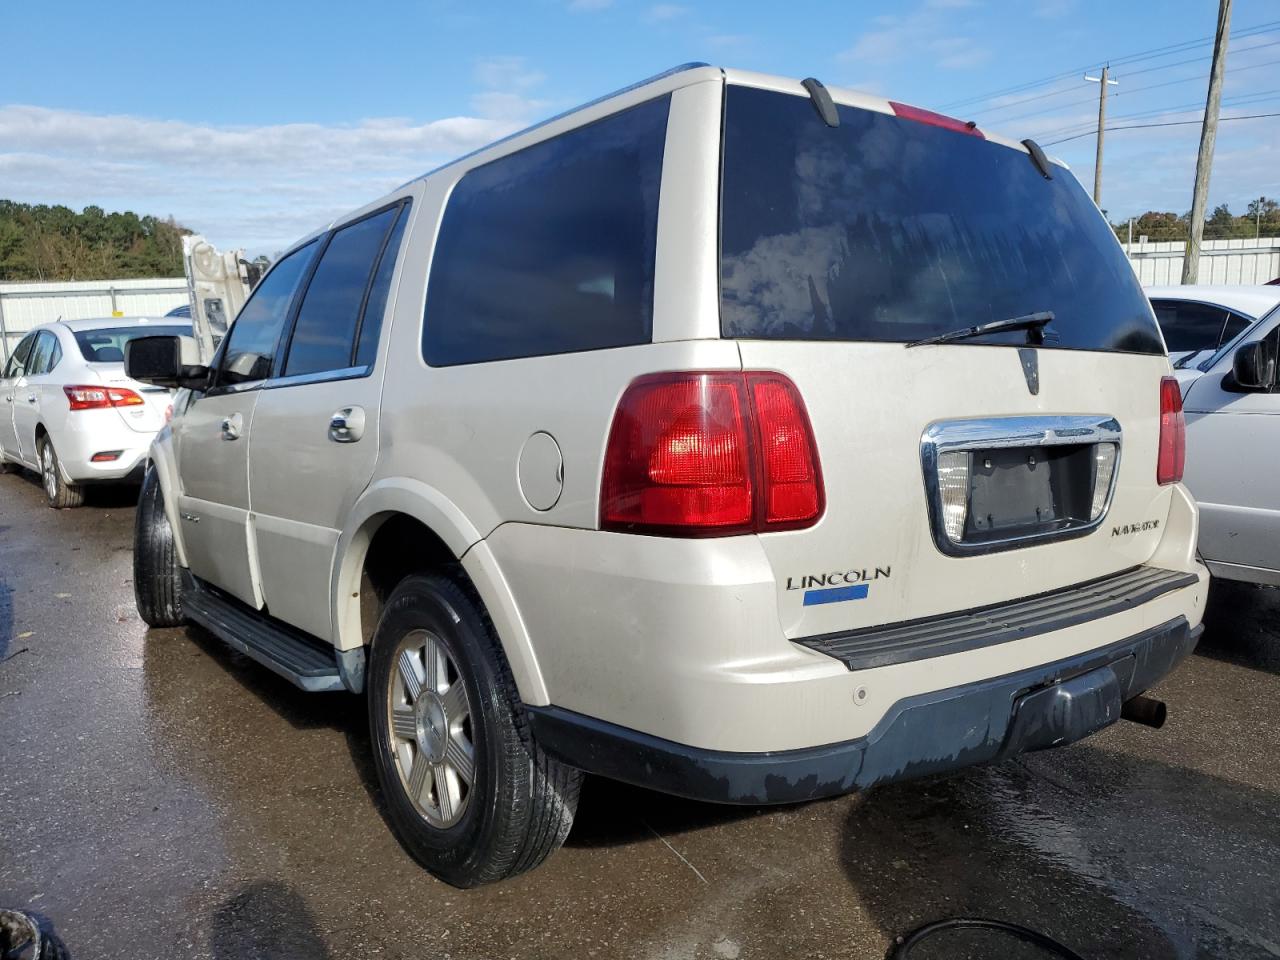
<box><xmin>181</xmin><ymin>572</ymin><xmax>345</xmax><ymax>692</ymax></box>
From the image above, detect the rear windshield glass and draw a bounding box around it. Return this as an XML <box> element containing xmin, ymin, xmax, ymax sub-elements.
<box><xmin>73</xmin><ymin>325</ymin><xmax>193</xmax><ymax>363</ymax></box>
<box><xmin>720</xmin><ymin>86</ymin><xmax>1163</xmax><ymax>354</ymax></box>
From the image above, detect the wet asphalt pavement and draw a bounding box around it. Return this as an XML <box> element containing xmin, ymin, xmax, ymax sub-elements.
<box><xmin>1</xmin><ymin>469</ymin><xmax>1279</xmax><ymax>960</ymax></box>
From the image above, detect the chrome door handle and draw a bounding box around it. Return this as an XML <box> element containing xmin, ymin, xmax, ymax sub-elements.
<box><xmin>328</xmin><ymin>406</ymin><xmax>365</xmax><ymax>443</ymax></box>
<box><xmin>220</xmin><ymin>413</ymin><xmax>243</xmax><ymax>441</ymax></box>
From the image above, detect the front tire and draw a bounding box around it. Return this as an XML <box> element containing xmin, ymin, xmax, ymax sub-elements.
<box><xmin>133</xmin><ymin>466</ymin><xmax>185</xmax><ymax>627</ymax></box>
<box><xmin>368</xmin><ymin>572</ymin><xmax>581</xmax><ymax>887</ymax></box>
<box><xmin>38</xmin><ymin>437</ymin><xmax>84</xmax><ymax>509</ymax></box>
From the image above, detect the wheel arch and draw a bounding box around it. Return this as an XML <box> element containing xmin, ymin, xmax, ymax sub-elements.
<box><xmin>333</xmin><ymin>477</ymin><xmax>549</xmax><ymax>706</ymax></box>
<box><xmin>147</xmin><ymin>430</ymin><xmax>188</xmax><ymax>567</ymax></box>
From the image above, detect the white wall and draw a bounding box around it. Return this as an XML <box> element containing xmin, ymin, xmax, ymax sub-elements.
<box><xmin>1122</xmin><ymin>238</ymin><xmax>1280</xmax><ymax>287</ymax></box>
<box><xmin>0</xmin><ymin>278</ymin><xmax>188</xmax><ymax>360</ymax></box>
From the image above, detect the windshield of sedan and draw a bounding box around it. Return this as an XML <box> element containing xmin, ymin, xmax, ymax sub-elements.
<box><xmin>73</xmin><ymin>324</ymin><xmax>193</xmax><ymax>363</ymax></box>
<box><xmin>719</xmin><ymin>85</ymin><xmax>1164</xmax><ymax>353</ymax></box>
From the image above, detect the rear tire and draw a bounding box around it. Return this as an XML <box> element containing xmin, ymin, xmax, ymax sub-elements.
<box><xmin>133</xmin><ymin>465</ymin><xmax>184</xmax><ymax>627</ymax></box>
<box><xmin>38</xmin><ymin>437</ymin><xmax>85</xmax><ymax>509</ymax></box>
<box><xmin>368</xmin><ymin>571</ymin><xmax>581</xmax><ymax>887</ymax></box>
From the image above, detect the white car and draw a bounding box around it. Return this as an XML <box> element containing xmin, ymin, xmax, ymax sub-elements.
<box><xmin>1146</xmin><ymin>285</ymin><xmax>1280</xmax><ymax>391</ymax></box>
<box><xmin>0</xmin><ymin>317</ymin><xmax>190</xmax><ymax>507</ymax></box>
<box><xmin>124</xmin><ymin>65</ymin><xmax>1207</xmax><ymax>887</ymax></box>
<box><xmin>1180</xmin><ymin>295</ymin><xmax>1280</xmax><ymax>586</ymax></box>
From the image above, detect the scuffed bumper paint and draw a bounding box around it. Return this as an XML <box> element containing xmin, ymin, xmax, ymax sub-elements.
<box><xmin>527</xmin><ymin>616</ymin><xmax>1200</xmax><ymax>805</ymax></box>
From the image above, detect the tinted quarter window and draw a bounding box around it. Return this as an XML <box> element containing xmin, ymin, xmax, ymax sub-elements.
<box><xmin>356</xmin><ymin>204</ymin><xmax>410</xmax><ymax>368</ymax></box>
<box><xmin>26</xmin><ymin>332</ymin><xmax>54</xmax><ymax>375</ymax></box>
<box><xmin>285</xmin><ymin>205</ymin><xmax>402</xmax><ymax>377</ymax></box>
<box><xmin>423</xmin><ymin>95</ymin><xmax>669</xmax><ymax>366</ymax></box>
<box><xmin>1221</xmin><ymin>311</ymin><xmax>1252</xmax><ymax>348</ymax></box>
<box><xmin>1152</xmin><ymin>300</ymin><xmax>1227</xmax><ymax>353</ymax></box>
<box><xmin>219</xmin><ymin>240</ymin><xmax>318</xmax><ymax>386</ymax></box>
<box><xmin>720</xmin><ymin>86</ymin><xmax>1163</xmax><ymax>354</ymax></box>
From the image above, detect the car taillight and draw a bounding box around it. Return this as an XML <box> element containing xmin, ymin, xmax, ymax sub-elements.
<box><xmin>64</xmin><ymin>384</ymin><xmax>145</xmax><ymax>411</ymax></box>
<box><xmin>1157</xmin><ymin>376</ymin><xmax>1185</xmax><ymax>485</ymax></box>
<box><xmin>888</xmin><ymin>101</ymin><xmax>983</xmax><ymax>138</ymax></box>
<box><xmin>600</xmin><ymin>371</ymin><xmax>824</xmax><ymax>536</ymax></box>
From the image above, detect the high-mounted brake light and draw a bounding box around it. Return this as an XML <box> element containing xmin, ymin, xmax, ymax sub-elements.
<box><xmin>64</xmin><ymin>384</ymin><xmax>145</xmax><ymax>411</ymax></box>
<box><xmin>1157</xmin><ymin>376</ymin><xmax>1185</xmax><ymax>485</ymax></box>
<box><xmin>889</xmin><ymin>101</ymin><xmax>984</xmax><ymax>138</ymax></box>
<box><xmin>600</xmin><ymin>371</ymin><xmax>824</xmax><ymax>536</ymax></box>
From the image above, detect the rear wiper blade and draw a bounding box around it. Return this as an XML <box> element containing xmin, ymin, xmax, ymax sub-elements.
<box><xmin>905</xmin><ymin>311</ymin><xmax>1056</xmax><ymax>348</ymax></box>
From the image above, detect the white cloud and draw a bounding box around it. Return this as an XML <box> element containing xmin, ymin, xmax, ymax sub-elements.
<box><xmin>473</xmin><ymin>55</ymin><xmax>546</xmax><ymax>92</ymax></box>
<box><xmin>0</xmin><ymin>104</ymin><xmax>522</xmax><ymax>254</ymax></box>
<box><xmin>646</xmin><ymin>3</ymin><xmax>688</xmax><ymax>21</ymax></box>
<box><xmin>841</xmin><ymin>2</ymin><xmax>989</xmax><ymax>71</ymax></box>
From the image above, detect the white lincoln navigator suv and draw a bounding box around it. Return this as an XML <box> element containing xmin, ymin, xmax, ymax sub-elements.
<box><xmin>126</xmin><ymin>64</ymin><xmax>1209</xmax><ymax>887</ymax></box>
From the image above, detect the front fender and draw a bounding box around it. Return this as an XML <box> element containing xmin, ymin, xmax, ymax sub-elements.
<box><xmin>147</xmin><ymin>427</ymin><xmax>188</xmax><ymax>568</ymax></box>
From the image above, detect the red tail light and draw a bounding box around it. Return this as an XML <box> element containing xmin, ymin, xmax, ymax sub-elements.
<box><xmin>1157</xmin><ymin>376</ymin><xmax>1185</xmax><ymax>485</ymax></box>
<box><xmin>889</xmin><ymin>101</ymin><xmax>983</xmax><ymax>138</ymax></box>
<box><xmin>600</xmin><ymin>371</ymin><xmax>824</xmax><ymax>536</ymax></box>
<box><xmin>64</xmin><ymin>384</ymin><xmax>145</xmax><ymax>411</ymax></box>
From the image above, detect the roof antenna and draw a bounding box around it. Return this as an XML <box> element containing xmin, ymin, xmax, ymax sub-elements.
<box><xmin>1021</xmin><ymin>138</ymin><xmax>1054</xmax><ymax>179</ymax></box>
<box><xmin>801</xmin><ymin>78</ymin><xmax>840</xmax><ymax>128</ymax></box>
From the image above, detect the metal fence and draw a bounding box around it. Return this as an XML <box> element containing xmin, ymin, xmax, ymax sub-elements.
<box><xmin>0</xmin><ymin>278</ymin><xmax>189</xmax><ymax>362</ymax></box>
<box><xmin>1123</xmin><ymin>237</ymin><xmax>1280</xmax><ymax>287</ymax></box>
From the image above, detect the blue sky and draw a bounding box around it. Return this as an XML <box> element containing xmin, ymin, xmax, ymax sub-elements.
<box><xmin>2</xmin><ymin>0</ymin><xmax>1277</xmax><ymax>252</ymax></box>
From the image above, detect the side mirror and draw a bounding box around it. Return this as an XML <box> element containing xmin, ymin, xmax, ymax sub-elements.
<box><xmin>1232</xmin><ymin>339</ymin><xmax>1277</xmax><ymax>392</ymax></box>
<box><xmin>125</xmin><ymin>335</ymin><xmax>210</xmax><ymax>390</ymax></box>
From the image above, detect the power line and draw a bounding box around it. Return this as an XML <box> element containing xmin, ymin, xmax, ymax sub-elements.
<box><xmin>1031</xmin><ymin>88</ymin><xmax>1280</xmax><ymax>142</ymax></box>
<box><xmin>939</xmin><ymin>17</ymin><xmax>1280</xmax><ymax>111</ymax></box>
<box><xmin>966</xmin><ymin>34</ymin><xmax>1280</xmax><ymax>119</ymax></box>
<box><xmin>991</xmin><ymin>56</ymin><xmax>1280</xmax><ymax>127</ymax></box>
<box><xmin>1041</xmin><ymin>110</ymin><xmax>1280</xmax><ymax>146</ymax></box>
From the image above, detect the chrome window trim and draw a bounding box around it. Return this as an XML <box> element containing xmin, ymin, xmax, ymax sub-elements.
<box><xmin>920</xmin><ymin>414</ymin><xmax>1122</xmax><ymax>558</ymax></box>
<box><xmin>263</xmin><ymin>365</ymin><xmax>372</xmax><ymax>390</ymax></box>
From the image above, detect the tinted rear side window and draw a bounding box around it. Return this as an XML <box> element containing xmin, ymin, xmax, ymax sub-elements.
<box><xmin>720</xmin><ymin>86</ymin><xmax>1163</xmax><ymax>354</ymax></box>
<box><xmin>285</xmin><ymin>204</ymin><xmax>403</xmax><ymax>377</ymax></box>
<box><xmin>423</xmin><ymin>95</ymin><xmax>669</xmax><ymax>366</ymax></box>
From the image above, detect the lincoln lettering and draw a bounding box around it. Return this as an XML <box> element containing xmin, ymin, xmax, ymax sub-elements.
<box><xmin>786</xmin><ymin>567</ymin><xmax>891</xmax><ymax>591</ymax></box>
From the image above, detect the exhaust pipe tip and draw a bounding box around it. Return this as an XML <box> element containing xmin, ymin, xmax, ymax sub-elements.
<box><xmin>1121</xmin><ymin>694</ymin><xmax>1167</xmax><ymax>729</ymax></box>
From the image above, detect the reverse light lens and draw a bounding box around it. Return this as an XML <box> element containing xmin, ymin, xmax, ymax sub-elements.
<box><xmin>936</xmin><ymin>451</ymin><xmax>970</xmax><ymax>542</ymax></box>
<box><xmin>600</xmin><ymin>371</ymin><xmax>823</xmax><ymax>536</ymax></box>
<box><xmin>1157</xmin><ymin>376</ymin><xmax>1185</xmax><ymax>485</ymax></box>
<box><xmin>749</xmin><ymin>375</ymin><xmax>824</xmax><ymax>530</ymax></box>
<box><xmin>1089</xmin><ymin>443</ymin><xmax>1118</xmax><ymax>520</ymax></box>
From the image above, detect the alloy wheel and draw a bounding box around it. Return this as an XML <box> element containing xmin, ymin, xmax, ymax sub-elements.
<box><xmin>387</xmin><ymin>629</ymin><xmax>476</xmax><ymax>828</ymax></box>
<box><xmin>41</xmin><ymin>444</ymin><xmax>57</xmax><ymax>500</ymax></box>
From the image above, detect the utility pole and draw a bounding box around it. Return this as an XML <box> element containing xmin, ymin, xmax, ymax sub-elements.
<box><xmin>1258</xmin><ymin>196</ymin><xmax>1266</xmax><ymax>239</ymax></box>
<box><xmin>1182</xmin><ymin>0</ymin><xmax>1233</xmax><ymax>284</ymax></box>
<box><xmin>1085</xmin><ymin>65</ymin><xmax>1118</xmax><ymax>207</ymax></box>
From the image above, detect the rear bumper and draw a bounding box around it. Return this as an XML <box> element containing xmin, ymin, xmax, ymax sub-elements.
<box><xmin>528</xmin><ymin>616</ymin><xmax>1201</xmax><ymax>804</ymax></box>
<box><xmin>52</xmin><ymin>412</ymin><xmax>153</xmax><ymax>483</ymax></box>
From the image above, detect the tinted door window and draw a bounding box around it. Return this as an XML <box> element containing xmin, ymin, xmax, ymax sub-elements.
<box><xmin>3</xmin><ymin>333</ymin><xmax>36</xmax><ymax>378</ymax></box>
<box><xmin>285</xmin><ymin>205</ymin><xmax>402</xmax><ymax>377</ymax></box>
<box><xmin>1152</xmin><ymin>300</ymin><xmax>1229</xmax><ymax>353</ymax></box>
<box><xmin>219</xmin><ymin>241</ymin><xmax>318</xmax><ymax>386</ymax></box>
<box><xmin>720</xmin><ymin>86</ymin><xmax>1163</xmax><ymax>354</ymax></box>
<box><xmin>356</xmin><ymin>205</ymin><xmax>410</xmax><ymax>368</ymax></box>
<box><xmin>423</xmin><ymin>95</ymin><xmax>669</xmax><ymax>366</ymax></box>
